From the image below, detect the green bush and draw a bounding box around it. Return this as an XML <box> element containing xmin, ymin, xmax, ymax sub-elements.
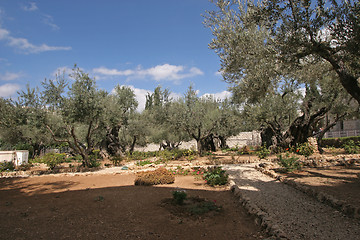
<box><xmin>256</xmin><ymin>145</ymin><xmax>270</xmax><ymax>159</ymax></box>
<box><xmin>111</xmin><ymin>156</ymin><xmax>123</xmax><ymax>166</ymax></box>
<box><xmin>343</xmin><ymin>140</ymin><xmax>360</xmax><ymax>154</ymax></box>
<box><xmin>17</xmin><ymin>163</ymin><xmax>33</xmax><ymax>171</ymax></box>
<box><xmin>0</xmin><ymin>161</ymin><xmax>16</xmax><ymax>172</ymax></box>
<box><xmin>134</xmin><ymin>168</ymin><xmax>175</xmax><ymax>186</ymax></box>
<box><xmin>320</xmin><ymin>136</ymin><xmax>360</xmax><ymax>148</ymax></box>
<box><xmin>188</xmin><ymin>201</ymin><xmax>221</xmax><ymax>215</ymax></box>
<box><xmin>203</xmin><ymin>166</ymin><xmax>228</xmax><ymax>186</ymax></box>
<box><xmin>295</xmin><ymin>142</ymin><xmax>314</xmax><ymax>157</ymax></box>
<box><xmin>278</xmin><ymin>154</ymin><xmax>301</xmax><ymax>172</ymax></box>
<box><xmin>172</xmin><ymin>190</ymin><xmax>187</xmax><ymax>205</ymax></box>
<box><xmin>40</xmin><ymin>153</ymin><xmax>66</xmax><ymax>170</ymax></box>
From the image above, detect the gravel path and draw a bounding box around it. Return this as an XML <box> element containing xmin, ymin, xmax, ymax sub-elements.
<box><xmin>223</xmin><ymin>164</ymin><xmax>360</xmax><ymax>240</ymax></box>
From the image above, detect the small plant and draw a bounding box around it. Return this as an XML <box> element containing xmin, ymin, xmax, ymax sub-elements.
<box><xmin>343</xmin><ymin>140</ymin><xmax>360</xmax><ymax>154</ymax></box>
<box><xmin>295</xmin><ymin>142</ymin><xmax>314</xmax><ymax>157</ymax></box>
<box><xmin>135</xmin><ymin>167</ymin><xmax>175</xmax><ymax>186</ymax></box>
<box><xmin>136</xmin><ymin>159</ymin><xmax>153</xmax><ymax>166</ymax></box>
<box><xmin>0</xmin><ymin>161</ymin><xmax>16</xmax><ymax>172</ymax></box>
<box><xmin>278</xmin><ymin>153</ymin><xmax>301</xmax><ymax>172</ymax></box>
<box><xmin>240</xmin><ymin>145</ymin><xmax>251</xmax><ymax>155</ymax></box>
<box><xmin>88</xmin><ymin>158</ymin><xmax>101</xmax><ymax>168</ymax></box>
<box><xmin>16</xmin><ymin>163</ymin><xmax>33</xmax><ymax>171</ymax></box>
<box><xmin>111</xmin><ymin>156</ymin><xmax>123</xmax><ymax>166</ymax></box>
<box><xmin>172</xmin><ymin>190</ymin><xmax>187</xmax><ymax>205</ymax></box>
<box><xmin>256</xmin><ymin>144</ymin><xmax>270</xmax><ymax>159</ymax></box>
<box><xmin>203</xmin><ymin>166</ymin><xmax>228</xmax><ymax>186</ymax></box>
<box><xmin>40</xmin><ymin>153</ymin><xmax>67</xmax><ymax>170</ymax></box>
<box><xmin>188</xmin><ymin>200</ymin><xmax>222</xmax><ymax>215</ymax></box>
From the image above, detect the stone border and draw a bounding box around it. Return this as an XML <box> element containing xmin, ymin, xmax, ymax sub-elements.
<box><xmin>229</xmin><ymin>180</ymin><xmax>288</xmax><ymax>240</ymax></box>
<box><xmin>255</xmin><ymin>165</ymin><xmax>360</xmax><ymax>220</ymax></box>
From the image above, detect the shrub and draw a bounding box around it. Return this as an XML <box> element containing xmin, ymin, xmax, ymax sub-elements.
<box><xmin>111</xmin><ymin>156</ymin><xmax>123</xmax><ymax>166</ymax></box>
<box><xmin>188</xmin><ymin>201</ymin><xmax>221</xmax><ymax>215</ymax></box>
<box><xmin>40</xmin><ymin>153</ymin><xmax>66</xmax><ymax>170</ymax></box>
<box><xmin>295</xmin><ymin>142</ymin><xmax>314</xmax><ymax>157</ymax></box>
<box><xmin>256</xmin><ymin>145</ymin><xmax>270</xmax><ymax>159</ymax></box>
<box><xmin>343</xmin><ymin>140</ymin><xmax>360</xmax><ymax>154</ymax></box>
<box><xmin>203</xmin><ymin>166</ymin><xmax>228</xmax><ymax>186</ymax></box>
<box><xmin>320</xmin><ymin>136</ymin><xmax>360</xmax><ymax>148</ymax></box>
<box><xmin>17</xmin><ymin>163</ymin><xmax>33</xmax><ymax>171</ymax></box>
<box><xmin>134</xmin><ymin>167</ymin><xmax>175</xmax><ymax>186</ymax></box>
<box><xmin>0</xmin><ymin>161</ymin><xmax>15</xmax><ymax>172</ymax></box>
<box><xmin>278</xmin><ymin>154</ymin><xmax>301</xmax><ymax>172</ymax></box>
<box><xmin>172</xmin><ymin>190</ymin><xmax>187</xmax><ymax>205</ymax></box>
<box><xmin>136</xmin><ymin>159</ymin><xmax>153</xmax><ymax>166</ymax></box>
<box><xmin>240</xmin><ymin>145</ymin><xmax>251</xmax><ymax>154</ymax></box>
<box><xmin>88</xmin><ymin>158</ymin><xmax>101</xmax><ymax>168</ymax></box>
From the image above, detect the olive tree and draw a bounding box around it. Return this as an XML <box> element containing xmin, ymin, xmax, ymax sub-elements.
<box><xmin>171</xmin><ymin>86</ymin><xmax>240</xmax><ymax>154</ymax></box>
<box><xmin>205</xmin><ymin>0</ymin><xmax>360</xmax><ymax>105</ymax></box>
<box><xmin>42</xmin><ymin>66</ymin><xmax>105</xmax><ymax>167</ymax></box>
<box><xmin>204</xmin><ymin>0</ymin><xmax>357</xmax><ymax>148</ymax></box>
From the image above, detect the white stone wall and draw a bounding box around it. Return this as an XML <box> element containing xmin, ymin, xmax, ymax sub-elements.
<box><xmin>0</xmin><ymin>151</ymin><xmax>29</xmax><ymax>166</ymax></box>
<box><xmin>134</xmin><ymin>131</ymin><xmax>261</xmax><ymax>152</ymax></box>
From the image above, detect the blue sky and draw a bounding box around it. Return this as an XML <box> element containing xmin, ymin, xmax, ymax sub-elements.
<box><xmin>0</xmin><ymin>0</ymin><xmax>230</xmax><ymax>110</ymax></box>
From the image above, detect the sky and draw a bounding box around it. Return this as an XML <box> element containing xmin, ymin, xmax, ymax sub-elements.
<box><xmin>0</xmin><ymin>0</ymin><xmax>231</xmax><ymax>111</ymax></box>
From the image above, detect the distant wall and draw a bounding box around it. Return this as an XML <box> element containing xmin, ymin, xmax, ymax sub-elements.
<box><xmin>134</xmin><ymin>131</ymin><xmax>261</xmax><ymax>152</ymax></box>
<box><xmin>0</xmin><ymin>151</ymin><xmax>29</xmax><ymax>166</ymax></box>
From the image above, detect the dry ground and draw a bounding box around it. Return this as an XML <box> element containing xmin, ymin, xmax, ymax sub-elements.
<box><xmin>0</xmin><ymin>173</ymin><xmax>266</xmax><ymax>240</ymax></box>
<box><xmin>280</xmin><ymin>165</ymin><xmax>360</xmax><ymax>209</ymax></box>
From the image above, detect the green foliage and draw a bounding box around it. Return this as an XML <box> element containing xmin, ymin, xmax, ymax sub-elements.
<box><xmin>203</xmin><ymin>166</ymin><xmax>228</xmax><ymax>186</ymax></box>
<box><xmin>256</xmin><ymin>145</ymin><xmax>270</xmax><ymax>159</ymax></box>
<box><xmin>343</xmin><ymin>140</ymin><xmax>360</xmax><ymax>154</ymax></box>
<box><xmin>204</xmin><ymin>0</ymin><xmax>357</xmax><ymax>149</ymax></box>
<box><xmin>38</xmin><ymin>153</ymin><xmax>66</xmax><ymax>170</ymax></box>
<box><xmin>278</xmin><ymin>154</ymin><xmax>302</xmax><ymax>172</ymax></box>
<box><xmin>321</xmin><ymin>136</ymin><xmax>360</xmax><ymax>148</ymax></box>
<box><xmin>17</xmin><ymin>163</ymin><xmax>33</xmax><ymax>171</ymax></box>
<box><xmin>172</xmin><ymin>190</ymin><xmax>187</xmax><ymax>205</ymax></box>
<box><xmin>134</xmin><ymin>168</ymin><xmax>175</xmax><ymax>186</ymax></box>
<box><xmin>0</xmin><ymin>161</ymin><xmax>15</xmax><ymax>172</ymax></box>
<box><xmin>188</xmin><ymin>200</ymin><xmax>222</xmax><ymax>215</ymax></box>
<box><xmin>295</xmin><ymin>142</ymin><xmax>314</xmax><ymax>157</ymax></box>
<box><xmin>136</xmin><ymin>159</ymin><xmax>153</xmax><ymax>166</ymax></box>
<box><xmin>111</xmin><ymin>156</ymin><xmax>123</xmax><ymax>166</ymax></box>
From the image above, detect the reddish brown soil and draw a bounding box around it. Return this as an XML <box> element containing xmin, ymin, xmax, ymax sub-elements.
<box><xmin>282</xmin><ymin>165</ymin><xmax>360</xmax><ymax>208</ymax></box>
<box><xmin>0</xmin><ymin>173</ymin><xmax>266</xmax><ymax>240</ymax></box>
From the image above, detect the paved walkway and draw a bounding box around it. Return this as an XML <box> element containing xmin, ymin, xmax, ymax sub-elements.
<box><xmin>223</xmin><ymin>164</ymin><xmax>360</xmax><ymax>240</ymax></box>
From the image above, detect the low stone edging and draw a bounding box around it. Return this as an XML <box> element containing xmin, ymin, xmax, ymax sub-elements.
<box><xmin>229</xmin><ymin>180</ymin><xmax>288</xmax><ymax>240</ymax></box>
<box><xmin>255</xmin><ymin>165</ymin><xmax>360</xmax><ymax>220</ymax></box>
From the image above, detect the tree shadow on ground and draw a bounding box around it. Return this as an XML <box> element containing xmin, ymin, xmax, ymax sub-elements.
<box><xmin>0</xmin><ymin>175</ymin><xmax>266</xmax><ymax>240</ymax></box>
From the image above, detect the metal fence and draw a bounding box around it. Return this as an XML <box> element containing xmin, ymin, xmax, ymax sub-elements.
<box><xmin>324</xmin><ymin>130</ymin><xmax>360</xmax><ymax>138</ymax></box>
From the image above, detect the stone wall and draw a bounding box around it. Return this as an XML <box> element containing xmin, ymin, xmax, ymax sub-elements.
<box><xmin>134</xmin><ymin>131</ymin><xmax>261</xmax><ymax>152</ymax></box>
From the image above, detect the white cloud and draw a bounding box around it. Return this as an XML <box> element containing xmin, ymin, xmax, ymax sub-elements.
<box><xmin>0</xmin><ymin>72</ymin><xmax>23</xmax><ymax>81</ymax></box>
<box><xmin>169</xmin><ymin>92</ymin><xmax>182</xmax><ymax>101</ymax></box>
<box><xmin>0</xmin><ymin>83</ymin><xmax>21</xmax><ymax>97</ymax></box>
<box><xmin>42</xmin><ymin>14</ymin><xmax>59</xmax><ymax>31</ymax></box>
<box><xmin>201</xmin><ymin>90</ymin><xmax>232</xmax><ymax>100</ymax></box>
<box><xmin>0</xmin><ymin>27</ymin><xmax>9</xmax><ymax>39</ymax></box>
<box><xmin>145</xmin><ymin>64</ymin><xmax>184</xmax><ymax>81</ymax></box>
<box><xmin>93</xmin><ymin>64</ymin><xmax>204</xmax><ymax>83</ymax></box>
<box><xmin>52</xmin><ymin>66</ymin><xmax>73</xmax><ymax>77</ymax></box>
<box><xmin>0</xmin><ymin>25</ymin><xmax>71</xmax><ymax>54</ymax></box>
<box><xmin>22</xmin><ymin>2</ymin><xmax>38</xmax><ymax>12</ymax></box>
<box><xmin>93</xmin><ymin>67</ymin><xmax>134</xmax><ymax>76</ymax></box>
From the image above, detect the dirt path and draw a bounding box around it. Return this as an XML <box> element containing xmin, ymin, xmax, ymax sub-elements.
<box><xmin>0</xmin><ymin>173</ymin><xmax>265</xmax><ymax>240</ymax></box>
<box><xmin>224</xmin><ymin>164</ymin><xmax>360</xmax><ymax>240</ymax></box>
